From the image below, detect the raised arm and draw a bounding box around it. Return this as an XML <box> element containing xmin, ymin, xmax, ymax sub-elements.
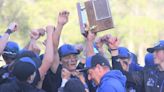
<box><xmin>24</xmin><ymin>28</ymin><xmax>45</xmax><ymax>55</ymax></box>
<box><xmin>0</xmin><ymin>22</ymin><xmax>18</xmax><ymax>55</ymax></box>
<box><xmin>39</xmin><ymin>26</ymin><xmax>54</xmax><ymax>80</ymax></box>
<box><xmin>85</xmin><ymin>31</ymin><xmax>96</xmax><ymax>57</ymax></box>
<box><xmin>51</xmin><ymin>10</ymin><xmax>69</xmax><ymax>73</ymax></box>
<box><xmin>105</xmin><ymin>35</ymin><xmax>144</xmax><ymax>86</ymax></box>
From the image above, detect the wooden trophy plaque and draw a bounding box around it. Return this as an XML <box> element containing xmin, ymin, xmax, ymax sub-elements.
<box><xmin>77</xmin><ymin>0</ymin><xmax>114</xmax><ymax>34</ymax></box>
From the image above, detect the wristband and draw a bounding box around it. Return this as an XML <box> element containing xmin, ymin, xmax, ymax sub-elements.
<box><xmin>5</xmin><ymin>29</ymin><xmax>13</xmax><ymax>35</ymax></box>
<box><xmin>108</xmin><ymin>48</ymin><xmax>118</xmax><ymax>52</ymax></box>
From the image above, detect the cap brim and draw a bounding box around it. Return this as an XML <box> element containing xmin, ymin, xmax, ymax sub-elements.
<box><xmin>147</xmin><ymin>47</ymin><xmax>164</xmax><ymax>53</ymax></box>
<box><xmin>118</xmin><ymin>55</ymin><xmax>130</xmax><ymax>59</ymax></box>
<box><xmin>147</xmin><ymin>48</ymin><xmax>154</xmax><ymax>53</ymax></box>
<box><xmin>77</xmin><ymin>67</ymin><xmax>90</xmax><ymax>72</ymax></box>
<box><xmin>60</xmin><ymin>51</ymin><xmax>79</xmax><ymax>57</ymax></box>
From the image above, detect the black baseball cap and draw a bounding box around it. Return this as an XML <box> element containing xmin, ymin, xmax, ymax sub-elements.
<box><xmin>12</xmin><ymin>57</ymin><xmax>36</xmax><ymax>81</ymax></box>
<box><xmin>63</xmin><ymin>78</ymin><xmax>85</xmax><ymax>92</ymax></box>
<box><xmin>85</xmin><ymin>54</ymin><xmax>110</xmax><ymax>70</ymax></box>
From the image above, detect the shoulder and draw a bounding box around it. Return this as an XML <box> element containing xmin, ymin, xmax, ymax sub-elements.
<box><xmin>99</xmin><ymin>77</ymin><xmax>125</xmax><ymax>91</ymax></box>
<box><xmin>97</xmin><ymin>84</ymin><xmax>116</xmax><ymax>92</ymax></box>
<box><xmin>143</xmin><ymin>65</ymin><xmax>158</xmax><ymax>74</ymax></box>
<box><xmin>45</xmin><ymin>64</ymin><xmax>62</xmax><ymax>77</ymax></box>
<box><xmin>0</xmin><ymin>81</ymin><xmax>20</xmax><ymax>92</ymax></box>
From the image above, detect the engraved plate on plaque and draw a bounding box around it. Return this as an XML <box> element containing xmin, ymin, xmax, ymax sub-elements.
<box><xmin>85</xmin><ymin>0</ymin><xmax>114</xmax><ymax>32</ymax></box>
<box><xmin>92</xmin><ymin>0</ymin><xmax>112</xmax><ymax>20</ymax></box>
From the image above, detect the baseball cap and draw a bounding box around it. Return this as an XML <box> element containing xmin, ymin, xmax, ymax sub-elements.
<box><xmin>144</xmin><ymin>53</ymin><xmax>154</xmax><ymax>67</ymax></box>
<box><xmin>85</xmin><ymin>54</ymin><xmax>110</xmax><ymax>70</ymax></box>
<box><xmin>58</xmin><ymin>44</ymin><xmax>79</xmax><ymax>57</ymax></box>
<box><xmin>63</xmin><ymin>78</ymin><xmax>85</xmax><ymax>92</ymax></box>
<box><xmin>16</xmin><ymin>49</ymin><xmax>42</xmax><ymax>68</ymax></box>
<box><xmin>12</xmin><ymin>57</ymin><xmax>36</xmax><ymax>81</ymax></box>
<box><xmin>118</xmin><ymin>47</ymin><xmax>131</xmax><ymax>58</ymax></box>
<box><xmin>147</xmin><ymin>40</ymin><xmax>164</xmax><ymax>53</ymax></box>
<box><xmin>2</xmin><ymin>41</ymin><xmax>19</xmax><ymax>59</ymax></box>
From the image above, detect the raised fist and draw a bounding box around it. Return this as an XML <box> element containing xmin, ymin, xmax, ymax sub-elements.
<box><xmin>7</xmin><ymin>22</ymin><xmax>18</xmax><ymax>32</ymax></box>
<box><xmin>106</xmin><ymin>36</ymin><xmax>120</xmax><ymax>49</ymax></box>
<box><xmin>74</xmin><ymin>44</ymin><xmax>83</xmax><ymax>52</ymax></box>
<box><xmin>58</xmin><ymin>10</ymin><xmax>69</xmax><ymax>26</ymax></box>
<box><xmin>37</xmin><ymin>28</ymin><xmax>45</xmax><ymax>36</ymax></box>
<box><xmin>30</xmin><ymin>30</ymin><xmax>40</xmax><ymax>40</ymax></box>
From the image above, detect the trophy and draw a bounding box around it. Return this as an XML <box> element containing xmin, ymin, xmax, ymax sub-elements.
<box><xmin>77</xmin><ymin>0</ymin><xmax>114</xmax><ymax>34</ymax></box>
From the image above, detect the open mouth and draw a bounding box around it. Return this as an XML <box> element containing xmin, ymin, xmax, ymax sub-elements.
<box><xmin>70</xmin><ymin>63</ymin><xmax>76</xmax><ymax>66</ymax></box>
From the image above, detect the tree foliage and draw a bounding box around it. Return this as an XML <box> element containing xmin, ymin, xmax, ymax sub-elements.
<box><xmin>0</xmin><ymin>0</ymin><xmax>164</xmax><ymax>65</ymax></box>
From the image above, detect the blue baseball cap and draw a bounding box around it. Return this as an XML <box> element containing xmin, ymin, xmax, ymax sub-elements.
<box><xmin>85</xmin><ymin>54</ymin><xmax>110</xmax><ymax>70</ymax></box>
<box><xmin>147</xmin><ymin>40</ymin><xmax>164</xmax><ymax>53</ymax></box>
<box><xmin>2</xmin><ymin>41</ymin><xmax>19</xmax><ymax>59</ymax></box>
<box><xmin>19</xmin><ymin>57</ymin><xmax>37</xmax><ymax>68</ymax></box>
<box><xmin>58</xmin><ymin>44</ymin><xmax>79</xmax><ymax>57</ymax></box>
<box><xmin>144</xmin><ymin>53</ymin><xmax>154</xmax><ymax>67</ymax></box>
<box><xmin>118</xmin><ymin>47</ymin><xmax>131</xmax><ymax>58</ymax></box>
<box><xmin>16</xmin><ymin>49</ymin><xmax>42</xmax><ymax>68</ymax></box>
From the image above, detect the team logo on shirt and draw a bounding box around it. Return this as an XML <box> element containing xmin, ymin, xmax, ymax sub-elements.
<box><xmin>146</xmin><ymin>78</ymin><xmax>155</xmax><ymax>87</ymax></box>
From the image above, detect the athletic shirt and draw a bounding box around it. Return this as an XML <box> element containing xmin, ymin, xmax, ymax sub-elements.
<box><xmin>42</xmin><ymin>64</ymin><xmax>62</xmax><ymax>92</ymax></box>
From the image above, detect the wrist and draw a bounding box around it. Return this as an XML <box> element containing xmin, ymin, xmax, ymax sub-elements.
<box><xmin>108</xmin><ymin>48</ymin><xmax>118</xmax><ymax>51</ymax></box>
<box><xmin>109</xmin><ymin>49</ymin><xmax>119</xmax><ymax>56</ymax></box>
<box><xmin>57</xmin><ymin>22</ymin><xmax>64</xmax><ymax>27</ymax></box>
<box><xmin>30</xmin><ymin>39</ymin><xmax>37</xmax><ymax>43</ymax></box>
<box><xmin>5</xmin><ymin>29</ymin><xmax>13</xmax><ymax>35</ymax></box>
<box><xmin>47</xmin><ymin>31</ymin><xmax>53</xmax><ymax>35</ymax></box>
<box><xmin>87</xmin><ymin>39</ymin><xmax>94</xmax><ymax>43</ymax></box>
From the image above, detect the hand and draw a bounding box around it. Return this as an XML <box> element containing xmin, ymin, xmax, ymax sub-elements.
<box><xmin>7</xmin><ymin>22</ymin><xmax>18</xmax><ymax>32</ymax></box>
<box><xmin>101</xmin><ymin>34</ymin><xmax>111</xmax><ymax>43</ymax></box>
<box><xmin>30</xmin><ymin>30</ymin><xmax>40</xmax><ymax>40</ymax></box>
<box><xmin>95</xmin><ymin>37</ymin><xmax>104</xmax><ymax>49</ymax></box>
<box><xmin>58</xmin><ymin>10</ymin><xmax>69</xmax><ymax>26</ymax></box>
<box><xmin>86</xmin><ymin>31</ymin><xmax>96</xmax><ymax>42</ymax></box>
<box><xmin>74</xmin><ymin>44</ymin><xmax>83</xmax><ymax>52</ymax></box>
<box><xmin>37</xmin><ymin>28</ymin><xmax>45</xmax><ymax>36</ymax></box>
<box><xmin>105</xmin><ymin>35</ymin><xmax>119</xmax><ymax>49</ymax></box>
<box><xmin>73</xmin><ymin>71</ymin><xmax>86</xmax><ymax>84</ymax></box>
<box><xmin>32</xmin><ymin>44</ymin><xmax>41</xmax><ymax>55</ymax></box>
<box><xmin>61</xmin><ymin>68</ymin><xmax>71</xmax><ymax>80</ymax></box>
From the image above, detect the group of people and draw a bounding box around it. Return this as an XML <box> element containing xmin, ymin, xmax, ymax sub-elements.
<box><xmin>0</xmin><ymin>10</ymin><xmax>164</xmax><ymax>92</ymax></box>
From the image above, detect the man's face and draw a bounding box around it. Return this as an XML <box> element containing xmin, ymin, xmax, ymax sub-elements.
<box><xmin>153</xmin><ymin>50</ymin><xmax>164</xmax><ymax>64</ymax></box>
<box><xmin>119</xmin><ymin>58</ymin><xmax>131</xmax><ymax>72</ymax></box>
<box><xmin>61</xmin><ymin>54</ymin><xmax>78</xmax><ymax>71</ymax></box>
<box><xmin>87</xmin><ymin>66</ymin><xmax>101</xmax><ymax>85</ymax></box>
